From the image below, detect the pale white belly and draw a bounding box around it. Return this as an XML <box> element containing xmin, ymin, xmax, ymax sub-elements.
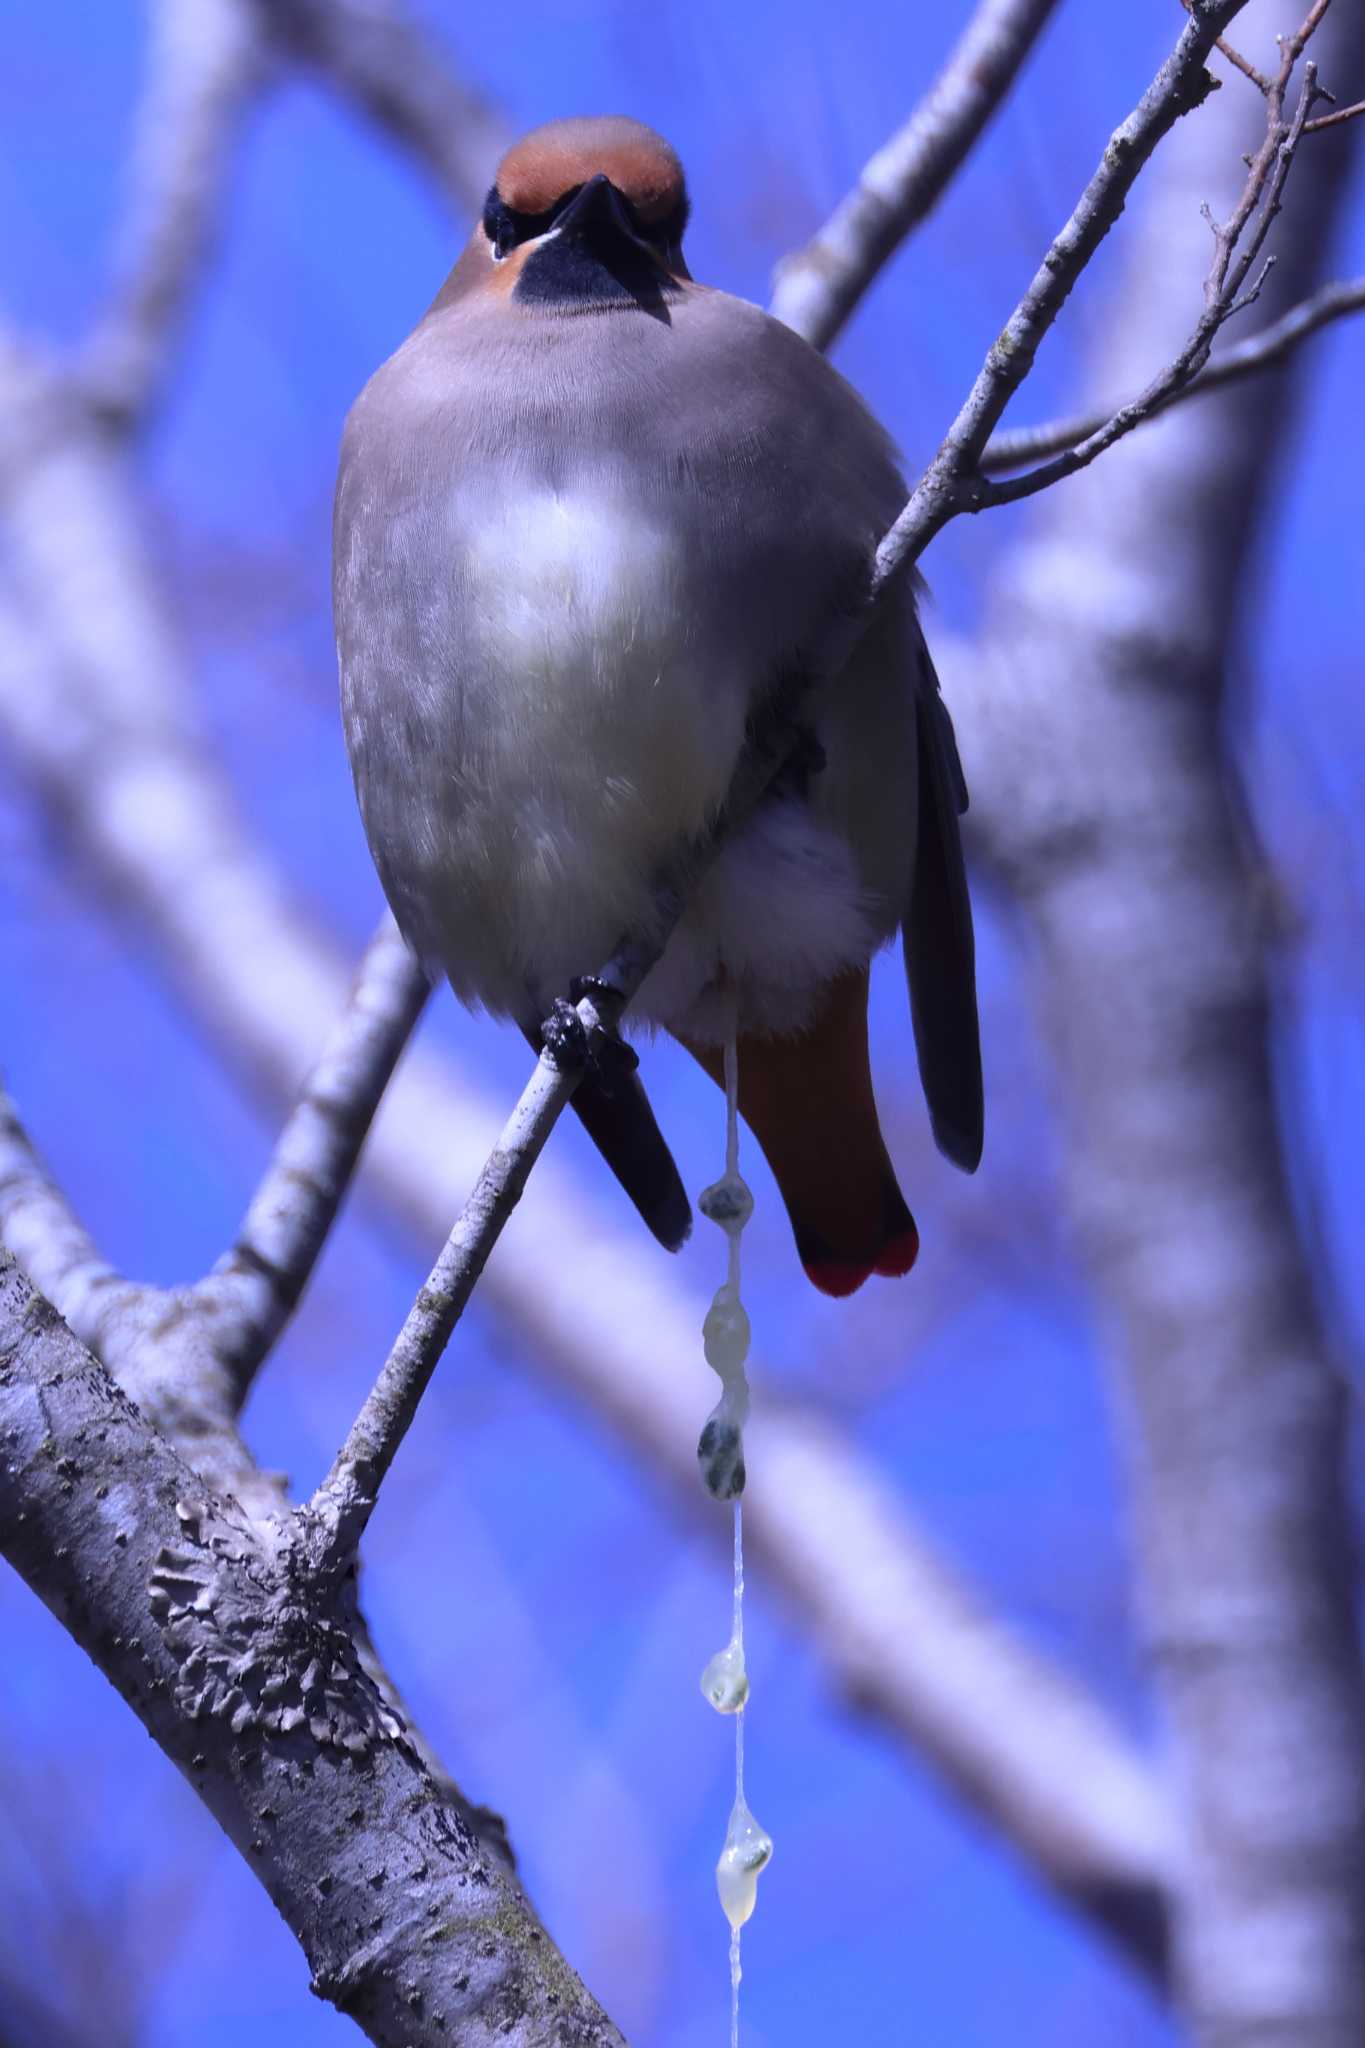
<box><xmin>342</xmin><ymin>480</ymin><xmax>913</xmax><ymax>1040</ymax></box>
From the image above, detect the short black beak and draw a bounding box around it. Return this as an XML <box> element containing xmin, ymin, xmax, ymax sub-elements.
<box><xmin>555</xmin><ymin>172</ymin><xmax>637</xmax><ymax>246</ymax></box>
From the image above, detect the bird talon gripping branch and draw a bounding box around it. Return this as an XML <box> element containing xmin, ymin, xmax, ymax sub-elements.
<box><xmin>539</xmin><ymin>997</ymin><xmax>589</xmax><ymax>1071</ymax></box>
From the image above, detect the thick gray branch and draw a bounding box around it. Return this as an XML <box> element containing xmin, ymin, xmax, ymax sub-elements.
<box><xmin>0</xmin><ymin>1253</ymin><xmax>619</xmax><ymax>2048</ymax></box>
<box><xmin>768</xmin><ymin>0</ymin><xmax>1062</xmax><ymax>350</ymax></box>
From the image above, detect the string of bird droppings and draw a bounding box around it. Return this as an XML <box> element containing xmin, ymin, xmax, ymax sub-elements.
<box><xmin>698</xmin><ymin>1000</ymin><xmax>772</xmax><ymax>2044</ymax></box>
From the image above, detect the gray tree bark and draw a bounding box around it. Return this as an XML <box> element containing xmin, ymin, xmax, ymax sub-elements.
<box><xmin>0</xmin><ymin>1252</ymin><xmax>623</xmax><ymax>2048</ymax></box>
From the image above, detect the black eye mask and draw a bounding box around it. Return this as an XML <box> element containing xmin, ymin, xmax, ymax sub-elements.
<box><xmin>481</xmin><ymin>184</ymin><xmax>690</xmax><ymax>261</ymax></box>
<box><xmin>481</xmin><ymin>186</ymin><xmax>579</xmax><ymax>259</ymax></box>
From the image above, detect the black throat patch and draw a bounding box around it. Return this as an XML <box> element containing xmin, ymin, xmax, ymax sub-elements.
<box><xmin>515</xmin><ymin>232</ymin><xmax>676</xmax><ymax>316</ymax></box>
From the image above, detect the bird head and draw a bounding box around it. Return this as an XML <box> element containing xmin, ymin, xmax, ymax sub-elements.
<box><xmin>455</xmin><ymin>117</ymin><xmax>692</xmax><ymax>312</ymax></box>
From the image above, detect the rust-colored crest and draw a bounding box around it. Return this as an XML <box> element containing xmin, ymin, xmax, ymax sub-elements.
<box><xmin>494</xmin><ymin>117</ymin><xmax>686</xmax><ymax>226</ymax></box>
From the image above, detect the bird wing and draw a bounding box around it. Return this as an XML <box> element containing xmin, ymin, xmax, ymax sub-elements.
<box><xmin>903</xmin><ymin>642</ymin><xmax>984</xmax><ymax>1172</ymax></box>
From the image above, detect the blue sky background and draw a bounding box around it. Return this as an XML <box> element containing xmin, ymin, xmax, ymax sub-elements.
<box><xmin>1</xmin><ymin>3</ymin><xmax>1363</xmax><ymax>2044</ymax></box>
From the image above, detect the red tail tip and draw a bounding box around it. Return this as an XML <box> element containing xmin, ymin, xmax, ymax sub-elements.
<box><xmin>874</xmin><ymin>1220</ymin><xmax>920</xmax><ymax>1279</ymax></box>
<box><xmin>804</xmin><ymin>1257</ymin><xmax>876</xmax><ymax>1298</ymax></box>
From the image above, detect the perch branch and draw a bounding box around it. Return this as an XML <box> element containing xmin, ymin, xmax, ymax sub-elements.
<box><xmin>768</xmin><ymin>0</ymin><xmax>1063</xmax><ymax>351</ymax></box>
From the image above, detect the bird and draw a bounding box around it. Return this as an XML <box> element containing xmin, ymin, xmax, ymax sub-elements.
<box><xmin>335</xmin><ymin>115</ymin><xmax>982</xmax><ymax>1297</ymax></box>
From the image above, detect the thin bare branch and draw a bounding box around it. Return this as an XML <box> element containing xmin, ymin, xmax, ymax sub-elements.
<box><xmin>769</xmin><ymin>0</ymin><xmax>1062</xmax><ymax>350</ymax></box>
<box><xmin>854</xmin><ymin>1</ymin><xmax>1256</xmax><ymax>581</ymax></box>
<box><xmin>80</xmin><ymin>0</ymin><xmax>266</xmax><ymax>432</ymax></box>
<box><xmin>982</xmin><ymin>274</ymin><xmax>1365</xmax><ymax>467</ymax></box>
<box><xmin>968</xmin><ymin>14</ymin><xmax>1336</xmax><ymax>510</ymax></box>
<box><xmin>190</xmin><ymin>916</ymin><xmax>430</xmax><ymax>1402</ymax></box>
<box><xmin>1304</xmin><ymin>95</ymin><xmax>1365</xmax><ymax>129</ymax></box>
<box><xmin>1182</xmin><ymin>0</ymin><xmax>1276</xmax><ymax>91</ymax></box>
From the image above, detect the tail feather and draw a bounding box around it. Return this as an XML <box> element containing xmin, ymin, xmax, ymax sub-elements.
<box><xmin>905</xmin><ymin>667</ymin><xmax>984</xmax><ymax>1173</ymax></box>
<box><xmin>521</xmin><ymin>1023</ymin><xmax>692</xmax><ymax>1251</ymax></box>
<box><xmin>677</xmin><ymin>968</ymin><xmax>915</xmax><ymax>1296</ymax></box>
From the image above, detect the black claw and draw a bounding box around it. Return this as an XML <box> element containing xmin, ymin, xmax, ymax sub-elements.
<box><xmin>568</xmin><ymin>973</ymin><xmax>620</xmax><ymax>1007</ymax></box>
<box><xmin>539</xmin><ymin>994</ymin><xmax>639</xmax><ymax>1093</ymax></box>
<box><xmin>541</xmin><ymin>997</ymin><xmax>590</xmax><ymax>1071</ymax></box>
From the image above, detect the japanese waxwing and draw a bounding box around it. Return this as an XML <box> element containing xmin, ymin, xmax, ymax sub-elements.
<box><xmin>335</xmin><ymin>116</ymin><xmax>982</xmax><ymax>1296</ymax></box>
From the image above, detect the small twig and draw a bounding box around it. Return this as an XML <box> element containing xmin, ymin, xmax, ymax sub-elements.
<box><xmin>1304</xmin><ymin>96</ymin><xmax>1365</xmax><ymax>130</ymax></box>
<box><xmin>1181</xmin><ymin>0</ymin><xmax>1274</xmax><ymax>92</ymax></box>
<box><xmin>769</xmin><ymin>0</ymin><xmax>1062</xmax><ymax>351</ymax></box>
<box><xmin>189</xmin><ymin>917</ymin><xmax>430</xmax><ymax>1401</ymax></box>
<box><xmin>969</xmin><ymin>6</ymin><xmax>1338</xmax><ymax>511</ymax></box>
<box><xmin>981</xmin><ymin>275</ymin><xmax>1365</xmax><ymax>467</ymax></box>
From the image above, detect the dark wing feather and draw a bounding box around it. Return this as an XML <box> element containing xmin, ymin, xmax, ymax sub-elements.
<box><xmin>904</xmin><ymin>651</ymin><xmax>984</xmax><ymax>1172</ymax></box>
<box><xmin>520</xmin><ymin>1024</ymin><xmax>692</xmax><ymax>1250</ymax></box>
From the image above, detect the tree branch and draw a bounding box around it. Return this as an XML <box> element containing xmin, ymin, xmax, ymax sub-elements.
<box><xmin>856</xmin><ymin>0</ymin><xmax>1256</xmax><ymax>581</ymax></box>
<box><xmin>981</xmin><ymin>275</ymin><xmax>1365</xmax><ymax>468</ymax></box>
<box><xmin>80</xmin><ymin>0</ymin><xmax>267</xmax><ymax>433</ymax></box>
<box><xmin>253</xmin><ymin>0</ymin><xmax>509</xmax><ymax>214</ymax></box>
<box><xmin>0</xmin><ymin>1252</ymin><xmax>618</xmax><ymax>2048</ymax></box>
<box><xmin>190</xmin><ymin>916</ymin><xmax>430</xmax><ymax>1403</ymax></box>
<box><xmin>966</xmin><ymin>18</ymin><xmax>1339</xmax><ymax>509</ymax></box>
<box><xmin>768</xmin><ymin>0</ymin><xmax>1063</xmax><ymax>351</ymax></box>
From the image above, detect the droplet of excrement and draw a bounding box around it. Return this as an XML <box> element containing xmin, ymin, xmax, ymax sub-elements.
<box><xmin>716</xmin><ymin>1794</ymin><xmax>773</xmax><ymax>1931</ymax></box>
<box><xmin>700</xmin><ymin>1634</ymin><xmax>749</xmax><ymax>1714</ymax></box>
<box><xmin>703</xmin><ymin>1282</ymin><xmax>750</xmax><ymax>1375</ymax></box>
<box><xmin>699</xmin><ymin>1174</ymin><xmax>755</xmax><ymax>1231</ymax></box>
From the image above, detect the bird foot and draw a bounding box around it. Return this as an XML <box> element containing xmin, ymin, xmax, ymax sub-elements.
<box><xmin>540</xmin><ymin>995</ymin><xmax>638</xmax><ymax>1094</ymax></box>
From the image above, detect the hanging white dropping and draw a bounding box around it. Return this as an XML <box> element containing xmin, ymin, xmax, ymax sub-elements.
<box><xmin>697</xmin><ymin>1002</ymin><xmax>772</xmax><ymax>2045</ymax></box>
<box><xmin>697</xmin><ymin>1011</ymin><xmax>754</xmax><ymax>1501</ymax></box>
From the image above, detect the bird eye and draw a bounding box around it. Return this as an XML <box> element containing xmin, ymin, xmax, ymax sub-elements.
<box><xmin>481</xmin><ymin>186</ymin><xmax>578</xmax><ymax>261</ymax></box>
